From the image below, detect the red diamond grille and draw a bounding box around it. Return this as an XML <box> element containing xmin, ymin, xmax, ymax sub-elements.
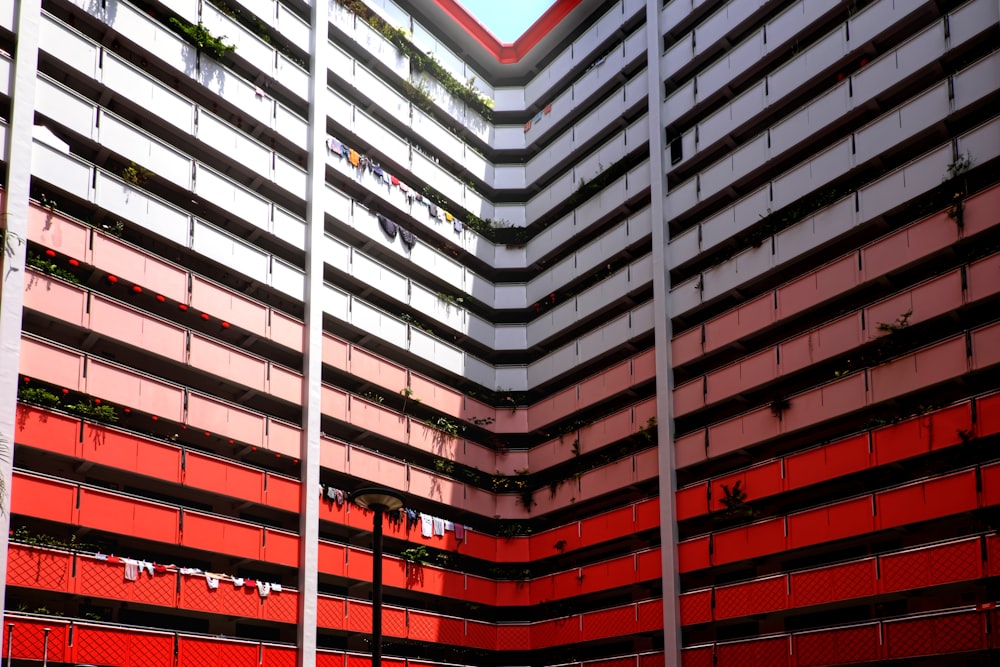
<box><xmin>638</xmin><ymin>653</ymin><xmax>665</xmax><ymax>667</ymax></box>
<box><xmin>382</xmin><ymin>606</ymin><xmax>406</xmax><ymax>640</ymax></box>
<box><xmin>76</xmin><ymin>556</ymin><xmax>132</xmax><ymax>601</ymax></box>
<box><xmin>129</xmin><ymin>631</ymin><xmax>175</xmax><ymax>667</ymax></box>
<box><xmin>582</xmin><ymin>606</ymin><xmax>635</xmax><ymax>641</ymax></box>
<box><xmin>465</xmin><ymin>619</ymin><xmax>496</xmax><ymax>649</ymax></box>
<box><xmin>219</xmin><ymin>583</ymin><xmax>262</xmax><ymax>619</ymax></box>
<box><xmin>791</xmin><ymin>559</ymin><xmax>875</xmax><ymax>608</ymax></box>
<box><xmin>717</xmin><ymin>640</ymin><xmax>752</xmax><ymax>666</ymax></box>
<box><xmin>679</xmin><ymin>590</ymin><xmax>712</xmax><ymax>625</ymax></box>
<box><xmin>2</xmin><ymin>619</ymin><xmax>69</xmax><ymax>661</ymax></box>
<box><xmin>317</xmin><ymin>595</ymin><xmax>345</xmax><ymax>630</ymax></box>
<box><xmin>6</xmin><ymin>545</ymin><xmax>71</xmax><ymax>591</ymax></box>
<box><xmin>437</xmin><ymin>616</ymin><xmax>465</xmax><ymax>646</ymax></box>
<box><xmin>680</xmin><ymin>646</ymin><xmax>713</xmax><ymax>667</ymax></box>
<box><xmin>794</xmin><ymin>624</ymin><xmax>879</xmax><ymax>666</ymax></box>
<box><xmin>179</xmin><ymin>574</ymin><xmax>221</xmax><ymax>614</ymax></box>
<box><xmin>885</xmin><ymin>611</ymin><xmax>984</xmax><ymax>658</ymax></box>
<box><xmin>261</xmin><ymin>645</ymin><xmax>297</xmax><ymax>667</ymax></box>
<box><xmin>316</xmin><ymin>650</ymin><xmax>345</xmax><ymax>667</ymax></box>
<box><xmin>987</xmin><ymin>535</ymin><xmax>1000</xmax><ymax>576</ymax></box>
<box><xmin>346</xmin><ymin>600</ymin><xmax>372</xmax><ymax>633</ymax></box>
<box><xmin>262</xmin><ymin>588</ymin><xmax>299</xmax><ymax>624</ymax></box>
<box><xmin>407</xmin><ymin>610</ymin><xmax>437</xmax><ymax>642</ymax></box>
<box><xmin>75</xmin><ymin>626</ymin><xmax>130</xmax><ymax>666</ymax></box>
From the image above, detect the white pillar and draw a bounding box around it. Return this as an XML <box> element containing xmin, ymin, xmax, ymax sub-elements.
<box><xmin>644</xmin><ymin>0</ymin><xmax>683</xmax><ymax>662</ymax></box>
<box><xmin>297</xmin><ymin>0</ymin><xmax>330</xmax><ymax>664</ymax></box>
<box><xmin>0</xmin><ymin>0</ymin><xmax>42</xmax><ymax>630</ymax></box>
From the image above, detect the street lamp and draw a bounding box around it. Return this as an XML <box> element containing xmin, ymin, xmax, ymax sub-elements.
<box><xmin>349</xmin><ymin>487</ymin><xmax>405</xmax><ymax>667</ymax></box>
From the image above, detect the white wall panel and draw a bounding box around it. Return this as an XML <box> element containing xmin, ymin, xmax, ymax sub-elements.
<box><xmin>271</xmin><ymin>259</ymin><xmax>305</xmax><ymax>300</ymax></box>
<box><xmin>32</xmin><ymin>142</ymin><xmax>92</xmax><ymax>201</ymax></box>
<box><xmin>35</xmin><ymin>78</ymin><xmax>96</xmax><ymax>141</ymax></box>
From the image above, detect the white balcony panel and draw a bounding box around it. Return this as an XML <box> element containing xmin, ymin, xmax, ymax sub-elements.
<box><xmin>323</xmin><ymin>235</ymin><xmax>351</xmax><ymax>270</ymax></box>
<box><xmin>274</xmin><ymin>155</ymin><xmax>308</xmax><ymax>200</ymax></box>
<box><xmin>464</xmin><ymin>148</ymin><xmax>489</xmax><ymax>183</ymax></box>
<box><xmin>526</xmin><ymin>344</ymin><xmax>572</xmax><ymax>389</ymax></box>
<box><xmin>768</xmin><ymin>30</ymin><xmax>844</xmax><ymax>104</ymax></box>
<box><xmin>273</xmin><ymin>207</ymin><xmax>306</xmax><ymax>250</ymax></box>
<box><xmin>0</xmin><ymin>56</ymin><xmax>9</xmax><ymax>97</ymax></box>
<box><xmin>464</xmin><ymin>312</ymin><xmax>495</xmax><ymax>349</ymax></box>
<box><xmin>271</xmin><ymin>259</ymin><xmax>305</xmax><ymax>301</ymax></box>
<box><xmin>77</xmin><ymin>0</ymin><xmax>193</xmax><ymax>75</ymax></box>
<box><xmin>353</xmin><ymin>65</ymin><xmax>409</xmax><ymax>125</ymax></box>
<box><xmin>329</xmin><ymin>42</ymin><xmax>355</xmax><ymax>83</ymax></box>
<box><xmin>202</xmin><ymin>4</ymin><xmax>275</xmax><ymax>80</ymax></box>
<box><xmin>237</xmin><ymin>0</ymin><xmax>275</xmax><ymax>26</ymax></box>
<box><xmin>413</xmin><ymin>285</ymin><xmax>465</xmax><ymax>332</ymax></box>
<box><xmin>194</xmin><ymin>164</ymin><xmax>270</xmax><ymax>230</ymax></box>
<box><xmin>275</xmin><ymin>56</ymin><xmax>309</xmax><ymax>101</ymax></box>
<box><xmin>35</xmin><ymin>78</ymin><xmax>96</xmax><ymax>141</ymax></box>
<box><xmin>99</xmin><ymin>112</ymin><xmax>191</xmax><ymax>189</ymax></box>
<box><xmin>770</xmin><ymin>82</ymin><xmax>850</xmax><ymax>157</ymax></box>
<box><xmin>322</xmin><ymin>284</ymin><xmax>350</xmax><ymax>321</ymax></box>
<box><xmin>101</xmin><ymin>55</ymin><xmax>194</xmax><ymax>134</ymax></box>
<box><xmin>327</xmin><ymin>90</ymin><xmax>354</xmax><ymax>128</ymax></box>
<box><xmin>192</xmin><ymin>220</ymin><xmax>269</xmax><ymax>283</ymax></box>
<box><xmin>698</xmin><ymin>186</ymin><xmax>770</xmax><ymax>257</ymax></box>
<box><xmin>697</xmin><ymin>32</ymin><xmax>763</xmax><ymax>104</ymax></box>
<box><xmin>412</xmin><ymin>110</ymin><xmax>462</xmax><ymax>161</ymax></box>
<box><xmin>491</xmin><ymin>166</ymin><xmax>525</xmax><ymax>190</ymax></box>
<box><xmin>158</xmin><ymin>0</ymin><xmax>198</xmax><ymax>21</ymax></box>
<box><xmin>698</xmin><ymin>82</ymin><xmax>766</xmax><ymax>153</ymax></box>
<box><xmin>493</xmin><ymin>205</ymin><xmax>526</xmax><ymax>229</ymax></box>
<box><xmin>954</xmin><ymin>52</ymin><xmax>1000</xmax><ymax>110</ymax></box>
<box><xmin>950</xmin><ymin>0</ymin><xmax>1000</xmax><ymax>45</ymax></box>
<box><xmin>495</xmin><ymin>365</ymin><xmax>527</xmax><ymax>392</ymax></box>
<box><xmin>325</xmin><ymin>185</ymin><xmax>353</xmax><ymax>223</ymax></box>
<box><xmin>492</xmin><ymin>126</ymin><xmax>525</xmax><ymax>151</ymax></box>
<box><xmin>274</xmin><ymin>103</ymin><xmax>308</xmax><ymax>149</ymax></box>
<box><xmin>32</xmin><ymin>142</ymin><xmax>92</xmax><ymax>202</ymax></box>
<box><xmin>771</xmin><ymin>139</ymin><xmax>851</xmax><ymax>213</ymax></box>
<box><xmin>492</xmin><ymin>87</ymin><xmax>524</xmax><ymax>113</ymax></box>
<box><xmin>197</xmin><ymin>110</ymin><xmax>271</xmax><ymax>179</ymax></box>
<box><xmin>957</xmin><ymin>118</ymin><xmax>1000</xmax><ymax>173</ymax></box>
<box><xmin>670</xmin><ymin>277</ymin><xmax>703</xmax><ymax>317</ymax></box>
<box><xmin>495</xmin><ymin>326</ymin><xmax>528</xmax><ymax>351</ymax></box>
<box><xmin>413</xmin><ymin>151</ymin><xmax>464</xmax><ymax>205</ymax></box>
<box><xmin>775</xmin><ymin>197</ymin><xmax>854</xmax><ymax>265</ymax></box>
<box><xmin>410</xmin><ymin>23</ymin><xmax>467</xmax><ymax>92</ymax></box>
<box><xmin>277</xmin><ymin>4</ymin><xmax>310</xmax><ymax>47</ymax></box>
<box><xmin>463</xmin><ymin>355</ymin><xmax>496</xmax><ymax>390</ymax></box>
<box><xmin>41</xmin><ymin>16</ymin><xmax>99</xmax><ymax>80</ymax></box>
<box><xmin>663</xmin><ymin>33</ymin><xmax>693</xmax><ymax>78</ymax></box>
<box><xmin>577</xmin><ymin>312</ymin><xmax>632</xmax><ymax>369</ymax></box>
<box><xmin>0</xmin><ymin>1</ymin><xmax>13</xmax><ymax>30</ymax></box>
<box><xmin>409</xmin><ymin>328</ymin><xmax>464</xmax><ymax>376</ymax></box>
<box><xmin>348</xmin><ymin>14</ymin><xmax>410</xmax><ymax>80</ymax></box>
<box><xmin>197</xmin><ymin>63</ymin><xmax>264</xmax><ymax>128</ymax></box>
<box><xmin>695</xmin><ymin>0</ymin><xmax>765</xmax><ymax>58</ymax></box>
<box><xmin>93</xmin><ymin>172</ymin><xmax>188</xmax><ymax>246</ymax></box>
<box><xmin>766</xmin><ymin>0</ymin><xmax>831</xmax><ymax>51</ymax></box>
<box><xmin>527</xmin><ymin>300</ymin><xmax>578</xmax><ymax>348</ymax></box>
<box><xmin>353</xmin><ymin>251</ymin><xmax>408</xmax><ymax>300</ymax></box>
<box><xmin>352</xmin><ymin>300</ymin><xmax>407</xmax><ymax>349</ymax></box>
<box><xmin>354</xmin><ymin>111</ymin><xmax>408</xmax><ymax>166</ymax></box>
<box><xmin>855</xmin><ymin>83</ymin><xmax>949</xmax><ymax>165</ymax></box>
<box><xmin>494</xmin><ymin>283</ymin><xmax>526</xmax><ymax>310</ymax></box>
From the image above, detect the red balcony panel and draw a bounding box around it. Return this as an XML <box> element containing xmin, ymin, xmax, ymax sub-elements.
<box><xmin>962</xmin><ymin>183</ymin><xmax>1000</xmax><ymax>236</ymax></box>
<box><xmin>928</xmin><ymin>402</ymin><xmax>973</xmax><ymax>450</ymax></box>
<box><xmin>712</xmin><ymin>293</ymin><xmax>774</xmax><ymax>352</ymax></box>
<box><xmin>720</xmin><ymin>575</ymin><xmax>788</xmax><ymax>620</ymax></box>
<box><xmin>637</xmin><ymin>598</ymin><xmax>663</xmax><ymax>632</ymax></box>
<box><xmin>785</xmin><ymin>434</ymin><xmax>869</xmax><ymax>491</ymax></box>
<box><xmin>318</xmin><ymin>541</ymin><xmax>346</xmax><ymax>577</ymax></box>
<box><xmin>581</xmin><ymin>358</ymin><xmax>632</xmax><ymax>402</ymax></box>
<box><xmin>635</xmin><ymin>548</ymin><xmax>661</xmax><ymax>582</ymax></box>
<box><xmin>883</xmin><ymin>610</ymin><xmax>985</xmax><ymax>659</ymax></box>
<box><xmin>1</xmin><ymin>617</ymin><xmax>70</xmax><ymax>662</ymax></box>
<box><xmin>788</xmin><ymin>496</ymin><xmax>873</xmax><ymax>550</ymax></box>
<box><xmin>6</xmin><ymin>544</ymin><xmax>72</xmax><ymax>593</ymax></box>
<box><xmin>19</xmin><ymin>336</ymin><xmax>84</xmax><ymax>392</ymax></box>
<box><xmin>706</xmin><ymin>348</ymin><xmax>777</xmax><ymax>405</ymax></box>
<box><xmin>987</xmin><ymin>534</ymin><xmax>1000</xmax><ymax>577</ymax></box>
<box><xmin>877</xmin><ymin>469</ymin><xmax>978</xmax><ymax>530</ymax></box>
<box><xmin>580</xmin><ymin>505</ymin><xmax>635</xmax><ymax>549</ymax></box>
<box><xmin>265</xmin><ymin>473</ymin><xmax>301</xmax><ymax>512</ymax></box>
<box><xmin>531</xmin><ymin>522</ymin><xmax>581</xmax><ymax>559</ymax></box>
<box><xmin>789</xmin><ymin>558</ymin><xmax>876</xmax><ymax>608</ymax></box>
<box><xmin>350</xmin><ymin>347</ymin><xmax>408</xmax><ymax>391</ymax></box>
<box><xmin>713</xmin><ymin>517</ymin><xmax>785</xmax><ymax>565</ymax></box>
<box><xmin>541</xmin><ymin>615</ymin><xmax>581</xmax><ymax>648</ymax></box>
<box><xmin>971</xmin><ymin>321</ymin><xmax>1000</xmax><ymax>370</ymax></box>
<box><xmin>321</xmin><ymin>333</ymin><xmax>349</xmax><ymax>370</ymax></box>
<box><xmin>345</xmin><ymin>547</ymin><xmax>373</xmax><ymax>583</ymax></box>
<box><xmin>189</xmin><ymin>334</ymin><xmax>266</xmax><ymax>391</ymax></box>
<box><xmin>782</xmin><ymin>374</ymin><xmax>866</xmax><ymax>434</ymax></box>
<box><xmin>11</xmin><ymin>472</ymin><xmax>77</xmax><ymax>524</ymax></box>
<box><xmin>92</xmin><ymin>234</ymin><xmax>187</xmax><ymax>304</ymax></box>
<box><xmin>264</xmin><ymin>529</ymin><xmax>299</xmax><ymax>567</ymax></box>
<box><xmin>181</xmin><ymin>512</ymin><xmax>261</xmax><ymax>560</ymax></box>
<box><xmin>91</xmin><ymin>296</ymin><xmax>186</xmax><ymax>362</ymax></box>
<box><xmin>676</xmin><ymin>483</ymin><xmax>708</xmax><ymax>520</ymax></box>
<box><xmin>24</xmin><ymin>270</ymin><xmax>88</xmax><ymax>326</ymax></box>
<box><xmin>74</xmin><ymin>624</ymin><xmax>175</xmax><ymax>667</ymax></box>
<box><xmin>14</xmin><ymin>404</ymin><xmax>80</xmax><ymax>458</ymax></box>
<box><xmin>183</xmin><ymin>450</ymin><xmax>261</xmax><ymax>502</ymax></box>
<box><xmin>317</xmin><ymin>650</ymin><xmax>346</xmax><ymax>667</ymax></box>
<box><xmin>636</xmin><ymin>498</ymin><xmax>659</xmax><ymax>532</ymax></box>
<box><xmin>717</xmin><ymin>636</ymin><xmax>790</xmax><ymax>667</ymax></box>
<box><xmin>866</xmin><ymin>271</ymin><xmax>962</xmax><ymax>340</ymax></box>
<box><xmin>260</xmin><ymin>588</ymin><xmax>299</xmax><ymax>624</ymax></box>
<box><xmin>187</xmin><ymin>393</ymin><xmax>266</xmax><ymax>448</ymax></box>
<box><xmin>980</xmin><ymin>461</ymin><xmax>1000</xmax><ymax>508</ymax></box>
<box><xmin>779</xmin><ymin>313</ymin><xmax>862</xmax><ymax>375</ymax></box>
<box><xmin>679</xmin><ymin>590</ymin><xmax>712</xmax><ymax>625</ymax></box>
<box><xmin>78</xmin><ymin>488</ymin><xmax>180</xmax><ymax>544</ymax></box>
<box><xmin>494</xmin><ymin>623</ymin><xmax>530</xmax><ymax>651</ymax></box>
<box><xmin>880</xmin><ymin>538</ymin><xmax>982</xmax><ymax>593</ymax></box>
<box><xmin>678</xmin><ymin>535</ymin><xmax>711</xmax><ymax>573</ymax></box>
<box><xmin>465</xmin><ymin>619</ymin><xmax>497</xmax><ymax>650</ymax></box>
<box><xmin>179</xmin><ymin>573</ymin><xmax>226</xmax><ymax>614</ymax></box>
<box><xmin>778</xmin><ymin>254</ymin><xmax>857</xmax><ymax>319</ymax></box>
<box><xmin>976</xmin><ymin>394</ymin><xmax>1000</xmax><ymax>436</ymax></box>
<box><xmin>872</xmin><ymin>417</ymin><xmax>927</xmax><ymax>465</ymax></box>
<box><xmin>672</xmin><ymin>326</ymin><xmax>703</xmax><ymax>366</ymax></box>
<box><xmin>261</xmin><ymin>645</ymin><xmax>297</xmax><ymax>667</ymax></box>
<box><xmin>681</xmin><ymin>646</ymin><xmax>714</xmax><ymax>667</ymax></box>
<box><xmin>347</xmin><ymin>446</ymin><xmax>406</xmax><ymax>491</ymax></box>
<box><xmin>177</xmin><ymin>636</ymin><xmax>260</xmax><ymax>667</ymax></box>
<box><xmin>316</xmin><ymin>595</ymin><xmax>345</xmax><ymax>630</ymax></box>
<box><xmin>347</xmin><ymin>655</ymin><xmax>370</xmax><ymax>667</ymax></box>
<box><xmin>28</xmin><ymin>204</ymin><xmax>90</xmax><ymax>261</ymax></box>
<box><xmin>639</xmin><ymin>653</ymin><xmax>665</xmax><ymax>667</ymax></box>
<box><xmin>345</xmin><ymin>600</ymin><xmax>372</xmax><ymax>634</ymax></box>
<box><xmin>191</xmin><ymin>276</ymin><xmax>267</xmax><ymax>337</ymax></box>
<box><xmin>87</xmin><ymin>359</ymin><xmax>185</xmax><ymax>421</ymax></box>
<box><xmin>863</xmin><ymin>212</ymin><xmax>957</xmax><ymax>281</ymax></box>
<box><xmin>270</xmin><ymin>310</ymin><xmax>303</xmax><ymax>352</ymax></box>
<box><xmin>382</xmin><ymin>606</ymin><xmax>407</xmax><ymax>640</ymax></box>
<box><xmin>710</xmin><ymin>460</ymin><xmax>782</xmax><ymax>513</ymax></box>
<box><xmin>82</xmin><ymin>425</ymin><xmax>181</xmax><ymax>484</ymax></box>
<box><xmin>406</xmin><ymin>610</ymin><xmax>440</xmax><ymax>643</ymax></box>
<box><xmin>871</xmin><ymin>336</ymin><xmax>967</xmax><ymax>403</ymax></box>
<box><xmin>967</xmin><ymin>252</ymin><xmax>1000</xmax><ymax>302</ymax></box>
<box><xmin>497</xmin><ymin>577</ymin><xmax>530</xmax><ymax>606</ymax></box>
<box><xmin>76</xmin><ymin>556</ymin><xmax>170</xmax><ymax>607</ymax></box>
<box><xmin>267</xmin><ymin>364</ymin><xmax>302</xmax><ymax>403</ymax></box>
<box><xmin>708</xmin><ymin>406</ymin><xmax>777</xmax><ymax>459</ymax></box>
<box><xmin>793</xmin><ymin>623</ymin><xmax>880</xmax><ymax>666</ymax></box>
<box><xmin>675</xmin><ymin>430</ymin><xmax>707</xmax><ymax>469</ymax></box>
<box><xmin>673</xmin><ymin>378</ymin><xmax>705</xmax><ymax>415</ymax></box>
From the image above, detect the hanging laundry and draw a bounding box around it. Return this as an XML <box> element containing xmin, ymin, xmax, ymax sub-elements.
<box><xmin>257</xmin><ymin>581</ymin><xmax>271</xmax><ymax>597</ymax></box>
<box><xmin>443</xmin><ymin>520</ymin><xmax>455</xmax><ymax>532</ymax></box>
<box><xmin>271</xmin><ymin>583</ymin><xmax>283</xmax><ymax>593</ymax></box>
<box><xmin>432</xmin><ymin>517</ymin><xmax>445</xmax><ymax>536</ymax></box>
<box><xmin>180</xmin><ymin>567</ymin><xmax>203</xmax><ymax>576</ymax></box>
<box><xmin>399</xmin><ymin>183</ymin><xmax>409</xmax><ymax>193</ymax></box>
<box><xmin>420</xmin><ymin>513</ymin><xmax>433</xmax><ymax>538</ymax></box>
<box><xmin>377</xmin><ymin>214</ymin><xmax>398</xmax><ymax>239</ymax></box>
<box><xmin>523</xmin><ymin>120</ymin><xmax>532</xmax><ymax>132</ymax></box>
<box><xmin>95</xmin><ymin>553</ymin><xmax>108</xmax><ymax>561</ymax></box>
<box><xmin>233</xmin><ymin>577</ymin><xmax>245</xmax><ymax>587</ymax></box>
<box><xmin>123</xmin><ymin>559</ymin><xmax>139</xmax><ymax>582</ymax></box>
<box><xmin>348</xmin><ymin>149</ymin><xmax>360</xmax><ymax>167</ymax></box>
<box><xmin>107</xmin><ymin>555</ymin><xmax>121</xmax><ymax>564</ymax></box>
<box><xmin>399</xmin><ymin>228</ymin><xmax>416</xmax><ymax>250</ymax></box>
<box><xmin>205</xmin><ymin>574</ymin><xmax>220</xmax><ymax>590</ymax></box>
<box><xmin>138</xmin><ymin>560</ymin><xmax>154</xmax><ymax>577</ymax></box>
<box><xmin>454</xmin><ymin>217</ymin><xmax>463</xmax><ymax>233</ymax></box>
<box><xmin>372</xmin><ymin>165</ymin><xmax>384</xmax><ymax>178</ymax></box>
<box><xmin>544</xmin><ymin>103</ymin><xmax>553</xmax><ymax>114</ymax></box>
<box><xmin>390</xmin><ymin>175</ymin><xmax>400</xmax><ymax>186</ymax></box>
<box><xmin>445</xmin><ymin>212</ymin><xmax>453</xmax><ymax>222</ymax></box>
<box><xmin>335</xmin><ymin>488</ymin><xmax>345</xmax><ymax>507</ymax></box>
<box><xmin>245</xmin><ymin>579</ymin><xmax>257</xmax><ymax>588</ymax></box>
<box><xmin>326</xmin><ymin>486</ymin><xmax>338</xmax><ymax>502</ymax></box>
<box><xmin>153</xmin><ymin>563</ymin><xmax>168</xmax><ymax>574</ymax></box>
<box><xmin>405</xmin><ymin>508</ymin><xmax>419</xmax><ymax>530</ymax></box>
<box><xmin>328</xmin><ymin>137</ymin><xmax>343</xmax><ymax>155</ymax></box>
<box><xmin>340</xmin><ymin>143</ymin><xmax>350</xmax><ymax>158</ymax></box>
<box><xmin>454</xmin><ymin>524</ymin><xmax>465</xmax><ymax>540</ymax></box>
<box><xmin>427</xmin><ymin>203</ymin><xmax>438</xmax><ymax>218</ymax></box>
<box><xmin>381</xmin><ymin>171</ymin><xmax>391</xmax><ymax>185</ymax></box>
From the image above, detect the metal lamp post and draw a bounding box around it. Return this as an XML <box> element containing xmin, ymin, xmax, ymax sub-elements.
<box><xmin>348</xmin><ymin>487</ymin><xmax>405</xmax><ymax>667</ymax></box>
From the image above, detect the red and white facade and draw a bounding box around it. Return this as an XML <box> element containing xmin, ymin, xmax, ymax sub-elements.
<box><xmin>0</xmin><ymin>0</ymin><xmax>998</xmax><ymax>666</ymax></box>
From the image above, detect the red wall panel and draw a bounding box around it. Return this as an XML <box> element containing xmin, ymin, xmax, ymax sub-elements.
<box><xmin>980</xmin><ymin>462</ymin><xmax>1000</xmax><ymax>509</ymax></box>
<box><xmin>78</xmin><ymin>488</ymin><xmax>180</xmax><ymax>544</ymax></box>
<box><xmin>177</xmin><ymin>636</ymin><xmax>259</xmax><ymax>667</ymax></box>
<box><xmin>793</xmin><ymin>623</ymin><xmax>880</xmax><ymax>666</ymax></box>
<box><xmin>74</xmin><ymin>625</ymin><xmax>174</xmax><ymax>667</ymax></box>
<box><xmin>876</xmin><ymin>470</ymin><xmax>977</xmax><ymax>530</ymax></box>
<box><xmin>681</xmin><ymin>646</ymin><xmax>714</xmax><ymax>667</ymax></box>
<box><xmin>717</xmin><ymin>636</ymin><xmax>789</xmax><ymax>667</ymax></box>
<box><xmin>5</xmin><ymin>544</ymin><xmax>72</xmax><ymax>593</ymax></box>
<box><xmin>883</xmin><ymin>611</ymin><xmax>985</xmax><ymax>659</ymax></box>
<box><xmin>785</xmin><ymin>434</ymin><xmax>869</xmax><ymax>491</ymax></box>
<box><xmin>11</xmin><ymin>472</ymin><xmax>77</xmax><ymax>524</ymax></box>
<box><xmin>261</xmin><ymin>645</ymin><xmax>297</xmax><ymax>667</ymax></box>
<box><xmin>1</xmin><ymin>617</ymin><xmax>70</xmax><ymax>662</ymax></box>
<box><xmin>789</xmin><ymin>558</ymin><xmax>876</xmax><ymax>608</ymax></box>
<box><xmin>676</xmin><ymin>483</ymin><xmax>707</xmax><ymax>520</ymax></box>
<box><xmin>15</xmin><ymin>404</ymin><xmax>80</xmax><ymax>456</ymax></box>
<box><xmin>880</xmin><ymin>538</ymin><xmax>982</xmax><ymax>593</ymax></box>
<box><xmin>678</xmin><ymin>536</ymin><xmax>711</xmax><ymax>573</ymax></box>
<box><xmin>713</xmin><ymin>518</ymin><xmax>785</xmax><ymax>564</ymax></box>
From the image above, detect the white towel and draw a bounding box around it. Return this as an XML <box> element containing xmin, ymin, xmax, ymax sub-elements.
<box><xmin>257</xmin><ymin>581</ymin><xmax>271</xmax><ymax>598</ymax></box>
<box><xmin>420</xmin><ymin>513</ymin><xmax>433</xmax><ymax>538</ymax></box>
<box><xmin>205</xmin><ymin>574</ymin><xmax>219</xmax><ymax>590</ymax></box>
<box><xmin>123</xmin><ymin>559</ymin><xmax>138</xmax><ymax>582</ymax></box>
<box><xmin>432</xmin><ymin>517</ymin><xmax>445</xmax><ymax>536</ymax></box>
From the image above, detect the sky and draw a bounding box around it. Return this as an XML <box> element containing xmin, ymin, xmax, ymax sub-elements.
<box><xmin>458</xmin><ymin>1</ymin><xmax>555</xmax><ymax>43</ymax></box>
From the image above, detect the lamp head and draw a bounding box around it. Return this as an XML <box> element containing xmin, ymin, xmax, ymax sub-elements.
<box><xmin>349</xmin><ymin>486</ymin><xmax>405</xmax><ymax>512</ymax></box>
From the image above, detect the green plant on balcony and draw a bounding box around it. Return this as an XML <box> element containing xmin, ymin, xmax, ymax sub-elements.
<box><xmin>433</xmin><ymin>458</ymin><xmax>455</xmax><ymax>475</ymax></box>
<box><xmin>26</xmin><ymin>251</ymin><xmax>80</xmax><ymax>284</ymax></box>
<box><xmin>17</xmin><ymin>386</ymin><xmax>61</xmax><ymax>408</ymax></box>
<box><xmin>121</xmin><ymin>162</ymin><xmax>153</xmax><ymax>186</ymax></box>
<box><xmin>39</xmin><ymin>193</ymin><xmax>57</xmax><ymax>211</ymax></box>
<box><xmin>719</xmin><ymin>480</ymin><xmax>754</xmax><ymax>519</ymax></box>
<box><xmin>169</xmin><ymin>18</ymin><xmax>236</xmax><ymax>59</ymax></box>
<box><xmin>638</xmin><ymin>416</ymin><xmax>657</xmax><ymax>443</ymax></box>
<box><xmin>876</xmin><ymin>310</ymin><xmax>912</xmax><ymax>333</ymax></box>
<box><xmin>425</xmin><ymin>416</ymin><xmax>461</xmax><ymax>438</ymax></box>
<box><xmin>400</xmin><ymin>545</ymin><xmax>431</xmax><ymax>564</ymax></box>
<box><xmin>65</xmin><ymin>399</ymin><xmax>119</xmax><ymax>423</ymax></box>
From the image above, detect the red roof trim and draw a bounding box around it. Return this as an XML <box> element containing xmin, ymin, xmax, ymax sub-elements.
<box><xmin>433</xmin><ymin>0</ymin><xmax>584</xmax><ymax>64</ymax></box>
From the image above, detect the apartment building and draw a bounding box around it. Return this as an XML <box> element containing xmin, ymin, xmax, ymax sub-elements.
<box><xmin>0</xmin><ymin>0</ymin><xmax>997</xmax><ymax>665</ymax></box>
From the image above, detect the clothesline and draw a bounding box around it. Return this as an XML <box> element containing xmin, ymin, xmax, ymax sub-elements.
<box><xmin>321</xmin><ymin>484</ymin><xmax>468</xmax><ymax>542</ymax></box>
<box><xmin>94</xmin><ymin>553</ymin><xmax>284</xmax><ymax>598</ymax></box>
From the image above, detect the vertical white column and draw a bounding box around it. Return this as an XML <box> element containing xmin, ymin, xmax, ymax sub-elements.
<box><xmin>0</xmin><ymin>0</ymin><xmax>42</xmax><ymax>629</ymax></box>
<box><xmin>644</xmin><ymin>0</ymin><xmax>683</xmax><ymax>662</ymax></box>
<box><xmin>297</xmin><ymin>0</ymin><xmax>330</xmax><ymax>664</ymax></box>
